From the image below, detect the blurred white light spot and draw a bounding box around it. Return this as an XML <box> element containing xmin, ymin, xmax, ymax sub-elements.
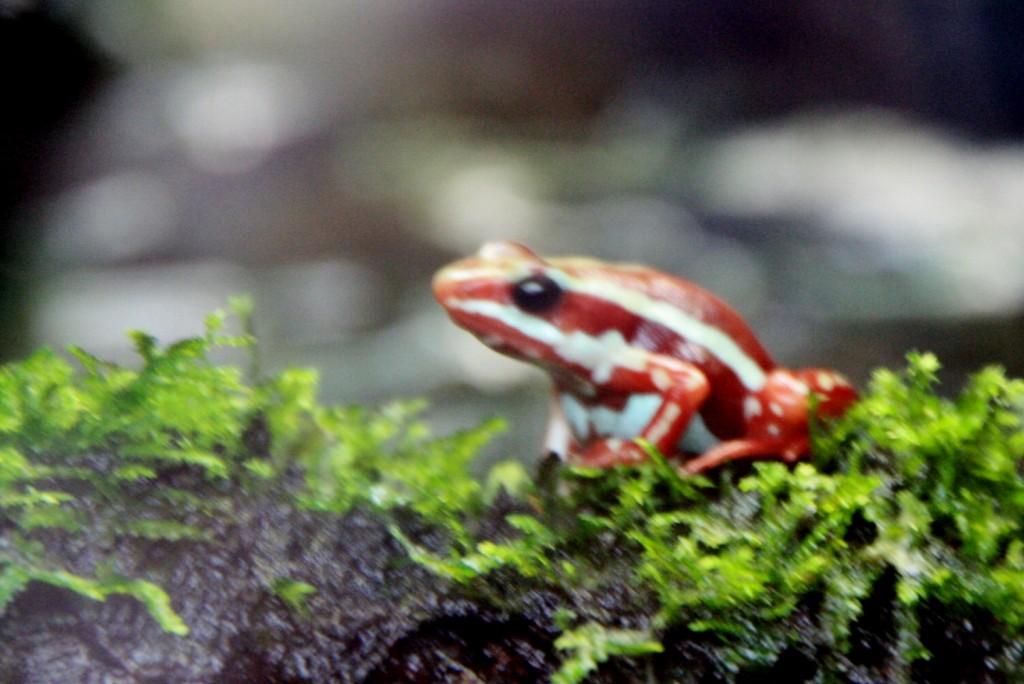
<box><xmin>44</xmin><ymin>172</ymin><xmax>175</xmax><ymax>263</ymax></box>
<box><xmin>701</xmin><ymin>112</ymin><xmax>1024</xmax><ymax>243</ymax></box>
<box><xmin>700</xmin><ymin>111</ymin><xmax>1024</xmax><ymax>316</ymax></box>
<box><xmin>33</xmin><ymin>262</ymin><xmax>251</xmax><ymax>359</ymax></box>
<box><xmin>168</xmin><ymin>61</ymin><xmax>319</xmax><ymax>173</ymax></box>
<box><xmin>430</xmin><ymin>161</ymin><xmax>543</xmax><ymax>250</ymax></box>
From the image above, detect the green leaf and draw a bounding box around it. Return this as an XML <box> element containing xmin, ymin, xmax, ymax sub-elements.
<box><xmin>0</xmin><ymin>564</ymin><xmax>29</xmax><ymax>612</ymax></box>
<box><xmin>112</xmin><ymin>578</ymin><xmax>190</xmax><ymax>636</ymax></box>
<box><xmin>270</xmin><ymin>576</ymin><xmax>318</xmax><ymax>615</ymax></box>
<box><xmin>119</xmin><ymin>519</ymin><xmax>213</xmax><ymax>542</ymax></box>
<box><xmin>552</xmin><ymin>621</ymin><xmax>663</xmax><ymax>684</ymax></box>
<box><xmin>483</xmin><ymin>460</ymin><xmax>532</xmax><ymax>501</ymax></box>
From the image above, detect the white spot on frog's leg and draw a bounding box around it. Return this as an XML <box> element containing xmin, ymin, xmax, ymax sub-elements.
<box><xmin>816</xmin><ymin>371</ymin><xmax>836</xmax><ymax>391</ymax></box>
<box><xmin>767</xmin><ymin>423</ymin><xmax>781</xmax><ymax>436</ymax></box>
<box><xmin>651</xmin><ymin>367</ymin><xmax>672</xmax><ymax>392</ymax></box>
<box><xmin>743</xmin><ymin>396</ymin><xmax>762</xmax><ymax>421</ymax></box>
<box><xmin>591</xmin><ymin>393</ymin><xmax>662</xmax><ymax>440</ymax></box>
<box><xmin>615</xmin><ymin>393</ymin><xmax>663</xmax><ymax>439</ymax></box>
<box><xmin>562</xmin><ymin>392</ymin><xmax>663</xmax><ymax>443</ymax></box>
<box><xmin>769</xmin><ymin>402</ymin><xmax>784</xmax><ymax>417</ymax></box>
<box><xmin>645</xmin><ymin>402</ymin><xmax>682</xmax><ymax>445</ymax></box>
<box><xmin>559</xmin><ymin>393</ymin><xmax>592</xmax><ymax>441</ymax></box>
<box><xmin>773</xmin><ymin>372</ymin><xmax>809</xmax><ymax>395</ymax></box>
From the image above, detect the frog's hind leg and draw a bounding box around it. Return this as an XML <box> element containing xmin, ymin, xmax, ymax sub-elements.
<box><xmin>680</xmin><ymin>435</ymin><xmax>809</xmax><ymax>475</ymax></box>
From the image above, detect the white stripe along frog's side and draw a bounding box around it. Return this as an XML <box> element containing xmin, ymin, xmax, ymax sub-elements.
<box><xmin>433</xmin><ymin>242</ymin><xmax>857</xmax><ymax>474</ymax></box>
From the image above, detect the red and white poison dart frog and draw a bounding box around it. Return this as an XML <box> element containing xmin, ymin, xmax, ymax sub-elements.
<box><xmin>432</xmin><ymin>242</ymin><xmax>857</xmax><ymax>475</ymax></box>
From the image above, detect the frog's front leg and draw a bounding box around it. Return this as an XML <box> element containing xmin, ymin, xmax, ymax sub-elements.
<box><xmin>543</xmin><ymin>394</ymin><xmax>572</xmax><ymax>456</ymax></box>
<box><xmin>567</xmin><ymin>358</ymin><xmax>710</xmax><ymax>468</ymax></box>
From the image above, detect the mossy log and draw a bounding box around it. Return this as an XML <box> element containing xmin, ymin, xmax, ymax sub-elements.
<box><xmin>0</xmin><ymin>311</ymin><xmax>1021</xmax><ymax>682</ymax></box>
<box><xmin>0</xmin><ymin>470</ymin><xmax>1012</xmax><ymax>683</ymax></box>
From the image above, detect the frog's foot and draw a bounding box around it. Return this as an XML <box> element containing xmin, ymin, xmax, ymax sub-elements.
<box><xmin>680</xmin><ymin>436</ymin><xmax>809</xmax><ymax>475</ymax></box>
<box><xmin>569</xmin><ymin>439</ymin><xmax>649</xmax><ymax>468</ymax></box>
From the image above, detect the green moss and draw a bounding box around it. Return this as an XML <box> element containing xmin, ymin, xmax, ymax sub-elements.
<box><xmin>402</xmin><ymin>352</ymin><xmax>1024</xmax><ymax>675</ymax></box>
<box><xmin>0</xmin><ymin>305</ymin><xmax>275</xmax><ymax>635</ymax></box>
<box><xmin>551</xmin><ymin>610</ymin><xmax>663</xmax><ymax>684</ymax></box>
<box><xmin>293</xmin><ymin>398</ymin><xmax>505</xmax><ymax>551</ymax></box>
<box><xmin>0</xmin><ymin>301</ymin><xmax>504</xmax><ymax>637</ymax></box>
<box><xmin>2</xmin><ymin>305</ymin><xmax>1022</xmax><ymax>678</ymax></box>
<box><xmin>270</xmin><ymin>576</ymin><xmax>318</xmax><ymax>616</ymax></box>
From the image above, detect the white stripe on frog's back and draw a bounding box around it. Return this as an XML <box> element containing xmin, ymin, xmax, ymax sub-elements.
<box><xmin>560</xmin><ymin>392</ymin><xmax>663</xmax><ymax>441</ymax></box>
<box><xmin>560</xmin><ymin>273</ymin><xmax>767</xmax><ymax>391</ymax></box>
<box><xmin>448</xmin><ymin>274</ymin><xmax>767</xmax><ymax>392</ymax></box>
<box><xmin>439</xmin><ymin>249</ymin><xmax>766</xmax><ymax>390</ymax></box>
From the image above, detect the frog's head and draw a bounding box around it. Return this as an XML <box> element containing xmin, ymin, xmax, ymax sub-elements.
<box><xmin>432</xmin><ymin>241</ymin><xmax>569</xmax><ymax>363</ymax></box>
<box><xmin>433</xmin><ymin>242</ymin><xmax>547</xmax><ymax>310</ymax></box>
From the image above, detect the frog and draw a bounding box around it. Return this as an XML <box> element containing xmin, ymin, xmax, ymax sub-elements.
<box><xmin>433</xmin><ymin>241</ymin><xmax>857</xmax><ymax>474</ymax></box>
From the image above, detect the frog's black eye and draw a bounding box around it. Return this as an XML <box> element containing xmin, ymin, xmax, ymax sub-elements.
<box><xmin>512</xmin><ymin>274</ymin><xmax>563</xmax><ymax>313</ymax></box>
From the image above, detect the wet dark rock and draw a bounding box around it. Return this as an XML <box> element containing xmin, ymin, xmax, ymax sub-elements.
<box><xmin>0</xmin><ymin>475</ymin><xmax>1014</xmax><ymax>683</ymax></box>
<box><xmin>0</xmin><ymin>492</ymin><xmax>489</xmax><ymax>683</ymax></box>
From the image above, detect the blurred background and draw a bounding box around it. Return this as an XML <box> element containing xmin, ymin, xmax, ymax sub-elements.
<box><xmin>3</xmin><ymin>1</ymin><xmax>1024</xmax><ymax>462</ymax></box>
